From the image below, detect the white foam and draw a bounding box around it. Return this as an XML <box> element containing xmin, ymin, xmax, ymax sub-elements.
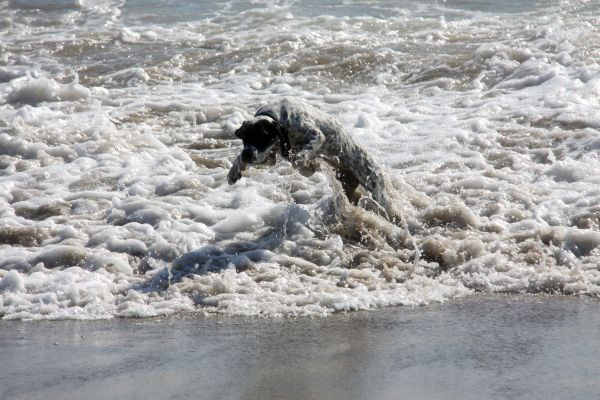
<box><xmin>1</xmin><ymin>0</ymin><xmax>600</xmax><ymax>320</ymax></box>
<box><xmin>6</xmin><ymin>76</ymin><xmax>90</xmax><ymax>105</ymax></box>
<box><xmin>546</xmin><ymin>158</ymin><xmax>597</xmax><ymax>183</ymax></box>
<box><xmin>0</xmin><ymin>270</ymin><xmax>25</xmax><ymax>292</ymax></box>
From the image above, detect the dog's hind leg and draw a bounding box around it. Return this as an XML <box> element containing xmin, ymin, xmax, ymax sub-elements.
<box><xmin>336</xmin><ymin>167</ymin><xmax>360</xmax><ymax>204</ymax></box>
<box><xmin>361</xmin><ymin>168</ymin><xmax>406</xmax><ymax>227</ymax></box>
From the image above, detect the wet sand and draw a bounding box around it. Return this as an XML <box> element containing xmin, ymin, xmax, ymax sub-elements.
<box><xmin>1</xmin><ymin>294</ymin><xmax>599</xmax><ymax>400</ymax></box>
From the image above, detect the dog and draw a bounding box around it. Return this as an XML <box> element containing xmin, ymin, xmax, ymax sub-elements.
<box><xmin>227</xmin><ymin>97</ymin><xmax>404</xmax><ymax>225</ymax></box>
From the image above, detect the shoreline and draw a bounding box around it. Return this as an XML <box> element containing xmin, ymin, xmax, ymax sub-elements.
<box><xmin>2</xmin><ymin>294</ymin><xmax>599</xmax><ymax>400</ymax></box>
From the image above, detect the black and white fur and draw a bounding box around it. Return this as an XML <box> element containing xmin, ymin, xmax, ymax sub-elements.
<box><xmin>228</xmin><ymin>97</ymin><xmax>404</xmax><ymax>224</ymax></box>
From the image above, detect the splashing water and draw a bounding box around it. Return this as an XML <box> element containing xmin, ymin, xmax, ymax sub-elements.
<box><xmin>1</xmin><ymin>0</ymin><xmax>600</xmax><ymax>319</ymax></box>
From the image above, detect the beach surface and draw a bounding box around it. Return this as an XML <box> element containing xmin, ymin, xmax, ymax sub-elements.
<box><xmin>2</xmin><ymin>294</ymin><xmax>599</xmax><ymax>400</ymax></box>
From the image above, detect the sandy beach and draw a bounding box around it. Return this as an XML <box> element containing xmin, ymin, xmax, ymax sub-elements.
<box><xmin>2</xmin><ymin>294</ymin><xmax>599</xmax><ymax>400</ymax></box>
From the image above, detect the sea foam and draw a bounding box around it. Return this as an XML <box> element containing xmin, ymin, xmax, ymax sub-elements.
<box><xmin>1</xmin><ymin>0</ymin><xmax>599</xmax><ymax>319</ymax></box>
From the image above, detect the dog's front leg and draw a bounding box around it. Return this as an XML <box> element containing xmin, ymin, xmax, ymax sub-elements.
<box><xmin>227</xmin><ymin>155</ymin><xmax>246</xmax><ymax>184</ymax></box>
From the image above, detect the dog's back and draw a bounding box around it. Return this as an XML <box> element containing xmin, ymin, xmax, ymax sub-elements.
<box><xmin>255</xmin><ymin>97</ymin><xmax>348</xmax><ymax>156</ymax></box>
<box><xmin>256</xmin><ymin>98</ymin><xmax>396</xmax><ymax>214</ymax></box>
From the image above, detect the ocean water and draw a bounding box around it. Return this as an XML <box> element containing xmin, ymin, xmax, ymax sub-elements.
<box><xmin>0</xmin><ymin>0</ymin><xmax>599</xmax><ymax>319</ymax></box>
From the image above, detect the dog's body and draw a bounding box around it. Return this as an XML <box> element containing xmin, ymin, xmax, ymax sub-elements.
<box><xmin>228</xmin><ymin>97</ymin><xmax>403</xmax><ymax>223</ymax></box>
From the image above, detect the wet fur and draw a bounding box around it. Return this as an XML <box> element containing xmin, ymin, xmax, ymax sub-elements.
<box><xmin>228</xmin><ymin>97</ymin><xmax>405</xmax><ymax>225</ymax></box>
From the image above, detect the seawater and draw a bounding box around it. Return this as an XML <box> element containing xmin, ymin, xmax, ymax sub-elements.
<box><xmin>1</xmin><ymin>0</ymin><xmax>599</xmax><ymax>319</ymax></box>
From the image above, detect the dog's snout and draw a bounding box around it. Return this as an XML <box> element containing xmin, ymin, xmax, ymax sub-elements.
<box><xmin>241</xmin><ymin>147</ymin><xmax>255</xmax><ymax>163</ymax></box>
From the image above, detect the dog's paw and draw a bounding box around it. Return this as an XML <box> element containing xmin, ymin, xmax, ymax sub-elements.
<box><xmin>291</xmin><ymin>152</ymin><xmax>320</xmax><ymax>177</ymax></box>
<box><xmin>292</xmin><ymin>151</ymin><xmax>309</xmax><ymax>168</ymax></box>
<box><xmin>227</xmin><ymin>168</ymin><xmax>241</xmax><ymax>184</ymax></box>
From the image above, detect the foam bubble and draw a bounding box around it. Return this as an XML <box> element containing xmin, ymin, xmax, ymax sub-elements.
<box><xmin>0</xmin><ymin>270</ymin><xmax>25</xmax><ymax>292</ymax></box>
<box><xmin>7</xmin><ymin>77</ymin><xmax>90</xmax><ymax>105</ymax></box>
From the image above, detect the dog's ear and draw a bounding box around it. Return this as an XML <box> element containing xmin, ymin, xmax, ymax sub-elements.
<box><xmin>234</xmin><ymin>121</ymin><xmax>250</xmax><ymax>139</ymax></box>
<box><xmin>270</xmin><ymin>122</ymin><xmax>290</xmax><ymax>159</ymax></box>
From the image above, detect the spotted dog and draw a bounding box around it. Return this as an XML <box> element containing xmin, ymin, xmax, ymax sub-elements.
<box><xmin>228</xmin><ymin>97</ymin><xmax>404</xmax><ymax>224</ymax></box>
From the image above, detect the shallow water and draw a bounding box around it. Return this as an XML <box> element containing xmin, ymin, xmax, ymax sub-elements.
<box><xmin>1</xmin><ymin>0</ymin><xmax>600</xmax><ymax>319</ymax></box>
<box><xmin>1</xmin><ymin>295</ymin><xmax>599</xmax><ymax>400</ymax></box>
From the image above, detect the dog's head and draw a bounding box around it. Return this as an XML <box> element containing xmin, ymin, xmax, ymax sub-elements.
<box><xmin>234</xmin><ymin>116</ymin><xmax>289</xmax><ymax>164</ymax></box>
